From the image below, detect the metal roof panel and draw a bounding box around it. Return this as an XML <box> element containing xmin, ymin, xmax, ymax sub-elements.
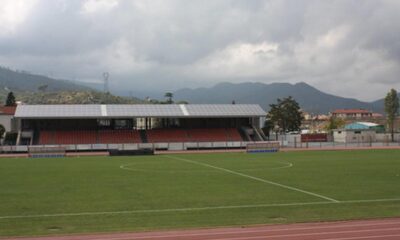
<box><xmin>15</xmin><ymin>104</ymin><xmax>266</xmax><ymax>118</ymax></box>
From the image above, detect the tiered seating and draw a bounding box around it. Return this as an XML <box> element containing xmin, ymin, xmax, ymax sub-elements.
<box><xmin>38</xmin><ymin>131</ymin><xmax>54</xmax><ymax>144</ymax></box>
<box><xmin>187</xmin><ymin>128</ymin><xmax>229</xmax><ymax>142</ymax></box>
<box><xmin>53</xmin><ymin>130</ymin><xmax>97</xmax><ymax>145</ymax></box>
<box><xmin>147</xmin><ymin>129</ymin><xmax>189</xmax><ymax>143</ymax></box>
<box><xmin>37</xmin><ymin>128</ymin><xmax>243</xmax><ymax>145</ymax></box>
<box><xmin>98</xmin><ymin>129</ymin><xmax>141</xmax><ymax>144</ymax></box>
<box><xmin>38</xmin><ymin>130</ymin><xmax>96</xmax><ymax>145</ymax></box>
<box><xmin>226</xmin><ymin>128</ymin><xmax>243</xmax><ymax>141</ymax></box>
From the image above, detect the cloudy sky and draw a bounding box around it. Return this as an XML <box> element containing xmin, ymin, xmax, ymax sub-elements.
<box><xmin>0</xmin><ymin>0</ymin><xmax>399</xmax><ymax>100</ymax></box>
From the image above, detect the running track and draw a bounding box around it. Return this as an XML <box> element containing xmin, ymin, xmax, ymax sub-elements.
<box><xmin>5</xmin><ymin>218</ymin><xmax>400</xmax><ymax>240</ymax></box>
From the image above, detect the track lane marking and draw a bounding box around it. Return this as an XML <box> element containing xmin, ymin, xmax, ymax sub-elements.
<box><xmin>4</xmin><ymin>219</ymin><xmax>400</xmax><ymax>240</ymax></box>
<box><xmin>320</xmin><ymin>234</ymin><xmax>400</xmax><ymax>240</ymax></box>
<box><xmin>18</xmin><ymin>226</ymin><xmax>400</xmax><ymax>240</ymax></box>
<box><xmin>165</xmin><ymin>155</ymin><xmax>339</xmax><ymax>203</ymax></box>
<box><xmin>53</xmin><ymin>223</ymin><xmax>400</xmax><ymax>240</ymax></box>
<box><xmin>206</xmin><ymin>227</ymin><xmax>400</xmax><ymax>240</ymax></box>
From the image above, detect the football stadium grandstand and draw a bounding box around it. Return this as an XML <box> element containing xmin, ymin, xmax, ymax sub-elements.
<box><xmin>1</xmin><ymin>104</ymin><xmax>267</xmax><ymax>153</ymax></box>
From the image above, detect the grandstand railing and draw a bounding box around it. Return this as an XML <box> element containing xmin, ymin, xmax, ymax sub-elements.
<box><xmin>0</xmin><ymin>141</ymin><xmax>254</xmax><ymax>153</ymax></box>
<box><xmin>2</xmin><ymin>140</ymin><xmax>400</xmax><ymax>154</ymax></box>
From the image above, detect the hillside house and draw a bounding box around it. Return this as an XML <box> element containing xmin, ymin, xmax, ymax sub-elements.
<box><xmin>331</xmin><ymin>109</ymin><xmax>373</xmax><ymax>119</ymax></box>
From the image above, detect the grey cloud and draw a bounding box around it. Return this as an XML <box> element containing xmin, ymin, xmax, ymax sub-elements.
<box><xmin>0</xmin><ymin>0</ymin><xmax>399</xmax><ymax>101</ymax></box>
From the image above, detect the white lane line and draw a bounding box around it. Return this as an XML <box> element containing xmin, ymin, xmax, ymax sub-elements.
<box><xmin>0</xmin><ymin>198</ymin><xmax>399</xmax><ymax>220</ymax></box>
<box><xmin>55</xmin><ymin>222</ymin><xmax>400</xmax><ymax>240</ymax></box>
<box><xmin>47</xmin><ymin>226</ymin><xmax>400</xmax><ymax>240</ymax></box>
<box><xmin>165</xmin><ymin>155</ymin><xmax>339</xmax><ymax>203</ymax></box>
<box><xmin>207</xmin><ymin>228</ymin><xmax>400</xmax><ymax>240</ymax></box>
<box><xmin>320</xmin><ymin>234</ymin><xmax>400</xmax><ymax>240</ymax></box>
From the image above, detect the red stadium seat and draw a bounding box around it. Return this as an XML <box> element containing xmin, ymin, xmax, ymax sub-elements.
<box><xmin>226</xmin><ymin>128</ymin><xmax>243</xmax><ymax>141</ymax></box>
<box><xmin>38</xmin><ymin>130</ymin><xmax>54</xmax><ymax>145</ymax></box>
<box><xmin>52</xmin><ymin>130</ymin><xmax>96</xmax><ymax>145</ymax></box>
<box><xmin>187</xmin><ymin>128</ymin><xmax>230</xmax><ymax>142</ymax></box>
<box><xmin>146</xmin><ymin>129</ymin><xmax>190</xmax><ymax>143</ymax></box>
<box><xmin>37</xmin><ymin>128</ymin><xmax>242</xmax><ymax>145</ymax></box>
<box><xmin>98</xmin><ymin>129</ymin><xmax>141</xmax><ymax>144</ymax></box>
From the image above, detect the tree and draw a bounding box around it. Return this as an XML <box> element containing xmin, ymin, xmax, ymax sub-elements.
<box><xmin>267</xmin><ymin>102</ymin><xmax>283</xmax><ymax>138</ymax></box>
<box><xmin>164</xmin><ymin>92</ymin><xmax>174</xmax><ymax>104</ymax></box>
<box><xmin>262</xmin><ymin>119</ymin><xmax>274</xmax><ymax>139</ymax></box>
<box><xmin>324</xmin><ymin>116</ymin><xmax>345</xmax><ymax>133</ymax></box>
<box><xmin>38</xmin><ymin>84</ymin><xmax>48</xmax><ymax>92</ymax></box>
<box><xmin>5</xmin><ymin>92</ymin><xmax>16</xmax><ymax>106</ymax></box>
<box><xmin>267</xmin><ymin>96</ymin><xmax>303</xmax><ymax>137</ymax></box>
<box><xmin>176</xmin><ymin>100</ymin><xmax>189</xmax><ymax>104</ymax></box>
<box><xmin>384</xmin><ymin>89</ymin><xmax>399</xmax><ymax>141</ymax></box>
<box><xmin>0</xmin><ymin>124</ymin><xmax>5</xmax><ymax>140</ymax></box>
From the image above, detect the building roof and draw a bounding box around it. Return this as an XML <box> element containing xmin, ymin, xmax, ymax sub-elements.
<box><xmin>345</xmin><ymin>122</ymin><xmax>380</xmax><ymax>130</ymax></box>
<box><xmin>0</xmin><ymin>106</ymin><xmax>17</xmax><ymax>115</ymax></box>
<box><xmin>332</xmin><ymin>109</ymin><xmax>371</xmax><ymax>114</ymax></box>
<box><xmin>14</xmin><ymin>104</ymin><xmax>266</xmax><ymax>119</ymax></box>
<box><xmin>356</xmin><ymin>122</ymin><xmax>379</xmax><ymax>127</ymax></box>
<box><xmin>372</xmin><ymin>113</ymin><xmax>384</xmax><ymax>118</ymax></box>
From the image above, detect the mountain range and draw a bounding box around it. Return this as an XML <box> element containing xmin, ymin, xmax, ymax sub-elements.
<box><xmin>0</xmin><ymin>66</ymin><xmax>89</xmax><ymax>92</ymax></box>
<box><xmin>174</xmin><ymin>82</ymin><xmax>391</xmax><ymax>114</ymax></box>
<box><xmin>0</xmin><ymin>66</ymin><xmax>143</xmax><ymax>104</ymax></box>
<box><xmin>0</xmin><ymin>66</ymin><xmax>395</xmax><ymax>113</ymax></box>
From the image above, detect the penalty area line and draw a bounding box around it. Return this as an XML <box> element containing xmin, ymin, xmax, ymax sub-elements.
<box><xmin>1</xmin><ymin>198</ymin><xmax>400</xmax><ymax>220</ymax></box>
<box><xmin>165</xmin><ymin>155</ymin><xmax>339</xmax><ymax>203</ymax></box>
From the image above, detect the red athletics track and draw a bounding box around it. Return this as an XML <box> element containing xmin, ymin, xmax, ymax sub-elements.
<box><xmin>5</xmin><ymin>218</ymin><xmax>400</xmax><ymax>240</ymax></box>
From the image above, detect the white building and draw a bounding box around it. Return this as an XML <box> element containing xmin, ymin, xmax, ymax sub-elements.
<box><xmin>333</xmin><ymin>129</ymin><xmax>376</xmax><ymax>143</ymax></box>
<box><xmin>0</xmin><ymin>106</ymin><xmax>16</xmax><ymax>133</ymax></box>
<box><xmin>333</xmin><ymin>122</ymin><xmax>385</xmax><ymax>143</ymax></box>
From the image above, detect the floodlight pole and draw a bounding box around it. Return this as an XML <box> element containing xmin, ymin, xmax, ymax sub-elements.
<box><xmin>103</xmin><ymin>72</ymin><xmax>109</xmax><ymax>93</ymax></box>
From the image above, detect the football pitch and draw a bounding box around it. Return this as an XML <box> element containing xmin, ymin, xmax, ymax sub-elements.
<box><xmin>1</xmin><ymin>149</ymin><xmax>400</xmax><ymax>237</ymax></box>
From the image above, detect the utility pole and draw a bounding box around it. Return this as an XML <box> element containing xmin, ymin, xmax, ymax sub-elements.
<box><xmin>103</xmin><ymin>72</ymin><xmax>109</xmax><ymax>93</ymax></box>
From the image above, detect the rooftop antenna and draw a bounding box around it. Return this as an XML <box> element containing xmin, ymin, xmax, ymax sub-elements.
<box><xmin>103</xmin><ymin>72</ymin><xmax>109</xmax><ymax>93</ymax></box>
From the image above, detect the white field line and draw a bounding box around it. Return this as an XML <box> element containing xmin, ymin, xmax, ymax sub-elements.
<box><xmin>119</xmin><ymin>161</ymin><xmax>293</xmax><ymax>172</ymax></box>
<box><xmin>0</xmin><ymin>201</ymin><xmax>327</xmax><ymax>220</ymax></box>
<box><xmin>1</xmin><ymin>198</ymin><xmax>400</xmax><ymax>220</ymax></box>
<box><xmin>165</xmin><ymin>155</ymin><xmax>339</xmax><ymax>203</ymax></box>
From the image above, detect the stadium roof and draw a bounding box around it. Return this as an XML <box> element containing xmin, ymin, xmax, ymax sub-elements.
<box><xmin>14</xmin><ymin>104</ymin><xmax>266</xmax><ymax>119</ymax></box>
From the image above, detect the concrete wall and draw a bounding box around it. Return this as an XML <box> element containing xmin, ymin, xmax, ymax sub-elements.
<box><xmin>0</xmin><ymin>115</ymin><xmax>13</xmax><ymax>132</ymax></box>
<box><xmin>333</xmin><ymin>130</ymin><xmax>346</xmax><ymax>143</ymax></box>
<box><xmin>333</xmin><ymin>130</ymin><xmax>376</xmax><ymax>143</ymax></box>
<box><xmin>376</xmin><ymin>133</ymin><xmax>400</xmax><ymax>142</ymax></box>
<box><xmin>4</xmin><ymin>141</ymin><xmax>250</xmax><ymax>153</ymax></box>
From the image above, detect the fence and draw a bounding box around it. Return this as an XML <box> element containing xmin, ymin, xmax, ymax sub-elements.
<box><xmin>0</xmin><ymin>141</ymin><xmax>251</xmax><ymax>154</ymax></box>
<box><xmin>272</xmin><ymin>133</ymin><xmax>400</xmax><ymax>149</ymax></box>
<box><xmin>1</xmin><ymin>138</ymin><xmax>400</xmax><ymax>154</ymax></box>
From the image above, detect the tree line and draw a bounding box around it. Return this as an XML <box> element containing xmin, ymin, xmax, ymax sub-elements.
<box><xmin>2</xmin><ymin>88</ymin><xmax>400</xmax><ymax>141</ymax></box>
<box><xmin>264</xmin><ymin>89</ymin><xmax>399</xmax><ymax>141</ymax></box>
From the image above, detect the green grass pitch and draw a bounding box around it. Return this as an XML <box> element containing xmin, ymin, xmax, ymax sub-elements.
<box><xmin>1</xmin><ymin>149</ymin><xmax>400</xmax><ymax>236</ymax></box>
